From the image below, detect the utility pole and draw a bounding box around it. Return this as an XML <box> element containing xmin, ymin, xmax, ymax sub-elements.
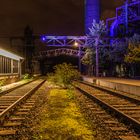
<box><xmin>74</xmin><ymin>41</ymin><xmax>81</xmax><ymax>73</ymax></box>
<box><xmin>79</xmin><ymin>44</ymin><xmax>82</xmax><ymax>72</ymax></box>
<box><xmin>125</xmin><ymin>0</ymin><xmax>128</xmax><ymax>34</ymax></box>
<box><xmin>95</xmin><ymin>36</ymin><xmax>99</xmax><ymax>77</ymax></box>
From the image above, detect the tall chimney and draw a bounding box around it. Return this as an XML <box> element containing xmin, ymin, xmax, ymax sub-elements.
<box><xmin>85</xmin><ymin>0</ymin><xmax>100</xmax><ymax>34</ymax></box>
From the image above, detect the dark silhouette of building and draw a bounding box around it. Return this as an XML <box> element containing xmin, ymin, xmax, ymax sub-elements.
<box><xmin>24</xmin><ymin>25</ymin><xmax>35</xmax><ymax>74</ymax></box>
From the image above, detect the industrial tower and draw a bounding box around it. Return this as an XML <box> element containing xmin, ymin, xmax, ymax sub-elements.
<box><xmin>85</xmin><ymin>0</ymin><xmax>100</xmax><ymax>34</ymax></box>
<box><xmin>107</xmin><ymin>0</ymin><xmax>140</xmax><ymax>37</ymax></box>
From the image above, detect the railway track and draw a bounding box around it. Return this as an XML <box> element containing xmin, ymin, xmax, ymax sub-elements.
<box><xmin>0</xmin><ymin>78</ymin><xmax>38</xmax><ymax>97</ymax></box>
<box><xmin>0</xmin><ymin>78</ymin><xmax>46</xmax><ymax>139</ymax></box>
<box><xmin>74</xmin><ymin>81</ymin><xmax>140</xmax><ymax>140</ymax></box>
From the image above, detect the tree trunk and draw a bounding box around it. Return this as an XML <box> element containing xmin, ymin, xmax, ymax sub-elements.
<box><xmin>131</xmin><ymin>64</ymin><xmax>135</xmax><ymax>77</ymax></box>
<box><xmin>95</xmin><ymin>37</ymin><xmax>99</xmax><ymax>77</ymax></box>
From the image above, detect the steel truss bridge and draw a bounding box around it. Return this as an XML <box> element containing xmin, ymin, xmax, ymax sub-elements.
<box><xmin>34</xmin><ymin>36</ymin><xmax>127</xmax><ymax>59</ymax></box>
<box><xmin>40</xmin><ymin>36</ymin><xmax>117</xmax><ymax>47</ymax></box>
<box><xmin>34</xmin><ymin>48</ymin><xmax>85</xmax><ymax>59</ymax></box>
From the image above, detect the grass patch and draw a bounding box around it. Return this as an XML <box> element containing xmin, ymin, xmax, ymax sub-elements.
<box><xmin>32</xmin><ymin>88</ymin><xmax>95</xmax><ymax>140</ymax></box>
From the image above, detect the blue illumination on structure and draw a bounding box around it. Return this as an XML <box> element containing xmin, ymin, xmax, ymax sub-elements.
<box><xmin>110</xmin><ymin>20</ymin><xmax>119</xmax><ymax>37</ymax></box>
<box><xmin>41</xmin><ymin>36</ymin><xmax>46</xmax><ymax>41</ymax></box>
<box><xmin>40</xmin><ymin>0</ymin><xmax>140</xmax><ymax>48</ymax></box>
<box><xmin>107</xmin><ymin>0</ymin><xmax>140</xmax><ymax>37</ymax></box>
<box><xmin>85</xmin><ymin>0</ymin><xmax>100</xmax><ymax>34</ymax></box>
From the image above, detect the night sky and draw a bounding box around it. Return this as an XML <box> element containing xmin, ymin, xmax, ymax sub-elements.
<box><xmin>0</xmin><ymin>0</ymin><xmax>124</xmax><ymax>36</ymax></box>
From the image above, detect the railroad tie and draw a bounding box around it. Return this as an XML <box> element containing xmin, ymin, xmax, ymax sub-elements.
<box><xmin>118</xmin><ymin>108</ymin><xmax>140</xmax><ymax>110</ymax></box>
<box><xmin>104</xmin><ymin>120</ymin><xmax>120</xmax><ymax>127</ymax></box>
<box><xmin>9</xmin><ymin>117</ymin><xmax>25</xmax><ymax>121</ymax></box>
<box><xmin>104</xmin><ymin>120</ymin><xmax>118</xmax><ymax>124</ymax></box>
<box><xmin>128</xmin><ymin>114</ymin><xmax>140</xmax><ymax>118</ymax></box>
<box><xmin>22</xmin><ymin>105</ymin><xmax>34</xmax><ymax>108</ymax></box>
<box><xmin>94</xmin><ymin>111</ymin><xmax>106</xmax><ymax>114</ymax></box>
<box><xmin>119</xmin><ymin>135</ymin><xmax>140</xmax><ymax>140</ymax></box>
<box><xmin>99</xmin><ymin>115</ymin><xmax>111</xmax><ymax>119</ymax></box>
<box><xmin>0</xmin><ymin>109</ymin><xmax>4</xmax><ymax>112</ymax></box>
<box><xmin>18</xmin><ymin>108</ymin><xmax>31</xmax><ymax>112</ymax></box>
<box><xmin>2</xmin><ymin>122</ymin><xmax>22</xmax><ymax>127</ymax></box>
<box><xmin>14</xmin><ymin>111</ymin><xmax>28</xmax><ymax>116</ymax></box>
<box><xmin>109</xmin><ymin>126</ymin><xmax>128</xmax><ymax>132</ymax></box>
<box><xmin>0</xmin><ymin>130</ymin><xmax>17</xmax><ymax>136</ymax></box>
<box><xmin>113</xmin><ymin>105</ymin><xmax>137</xmax><ymax>107</ymax></box>
<box><xmin>24</xmin><ymin>102</ymin><xmax>35</xmax><ymax>105</ymax></box>
<box><xmin>122</xmin><ymin>110</ymin><xmax>140</xmax><ymax>114</ymax></box>
<box><xmin>0</xmin><ymin>105</ymin><xmax>9</xmax><ymax>109</ymax></box>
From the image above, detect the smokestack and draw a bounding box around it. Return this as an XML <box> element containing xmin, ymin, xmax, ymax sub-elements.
<box><xmin>85</xmin><ymin>0</ymin><xmax>100</xmax><ymax>34</ymax></box>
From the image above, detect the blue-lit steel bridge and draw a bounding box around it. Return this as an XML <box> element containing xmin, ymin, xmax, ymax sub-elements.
<box><xmin>40</xmin><ymin>36</ymin><xmax>112</xmax><ymax>47</ymax></box>
<box><xmin>34</xmin><ymin>36</ymin><xmax>127</xmax><ymax>58</ymax></box>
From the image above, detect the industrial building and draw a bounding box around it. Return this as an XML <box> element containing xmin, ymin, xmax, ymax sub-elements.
<box><xmin>0</xmin><ymin>48</ymin><xmax>23</xmax><ymax>83</ymax></box>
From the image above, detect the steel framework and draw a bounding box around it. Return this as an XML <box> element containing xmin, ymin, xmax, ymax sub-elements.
<box><xmin>106</xmin><ymin>0</ymin><xmax>140</xmax><ymax>36</ymax></box>
<box><xmin>34</xmin><ymin>48</ymin><xmax>85</xmax><ymax>59</ymax></box>
<box><xmin>40</xmin><ymin>35</ymin><xmax>117</xmax><ymax>47</ymax></box>
<box><xmin>35</xmin><ymin>36</ymin><xmax>128</xmax><ymax>58</ymax></box>
<box><xmin>41</xmin><ymin>36</ymin><xmax>87</xmax><ymax>47</ymax></box>
<box><xmin>36</xmin><ymin>0</ymin><xmax>138</xmax><ymax>58</ymax></box>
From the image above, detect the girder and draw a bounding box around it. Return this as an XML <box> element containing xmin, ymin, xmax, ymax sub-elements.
<box><xmin>35</xmin><ymin>37</ymin><xmax>127</xmax><ymax>59</ymax></box>
<box><xmin>41</xmin><ymin>36</ymin><xmax>88</xmax><ymax>47</ymax></box>
<box><xmin>34</xmin><ymin>48</ymin><xmax>85</xmax><ymax>59</ymax></box>
<box><xmin>41</xmin><ymin>36</ymin><xmax>112</xmax><ymax>47</ymax></box>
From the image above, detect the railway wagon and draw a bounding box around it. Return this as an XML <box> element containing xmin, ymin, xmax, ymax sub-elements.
<box><xmin>0</xmin><ymin>48</ymin><xmax>24</xmax><ymax>84</ymax></box>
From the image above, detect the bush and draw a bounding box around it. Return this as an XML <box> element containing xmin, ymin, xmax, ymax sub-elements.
<box><xmin>47</xmin><ymin>73</ymin><xmax>58</xmax><ymax>84</ymax></box>
<box><xmin>0</xmin><ymin>79</ymin><xmax>6</xmax><ymax>91</ymax></box>
<box><xmin>23</xmin><ymin>73</ymin><xmax>32</xmax><ymax>80</ymax></box>
<box><xmin>47</xmin><ymin>63</ymin><xmax>81</xmax><ymax>88</ymax></box>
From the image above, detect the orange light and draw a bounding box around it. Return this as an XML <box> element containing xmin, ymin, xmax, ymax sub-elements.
<box><xmin>74</xmin><ymin>42</ymin><xmax>79</xmax><ymax>47</ymax></box>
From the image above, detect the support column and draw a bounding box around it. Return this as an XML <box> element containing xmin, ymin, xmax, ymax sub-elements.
<box><xmin>18</xmin><ymin>61</ymin><xmax>22</xmax><ymax>79</ymax></box>
<box><xmin>11</xmin><ymin>59</ymin><xmax>13</xmax><ymax>74</ymax></box>
<box><xmin>79</xmin><ymin>45</ymin><xmax>82</xmax><ymax>72</ymax></box>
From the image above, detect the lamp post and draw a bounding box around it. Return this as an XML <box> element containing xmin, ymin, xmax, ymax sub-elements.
<box><xmin>74</xmin><ymin>42</ymin><xmax>81</xmax><ymax>72</ymax></box>
<box><xmin>125</xmin><ymin>0</ymin><xmax>128</xmax><ymax>34</ymax></box>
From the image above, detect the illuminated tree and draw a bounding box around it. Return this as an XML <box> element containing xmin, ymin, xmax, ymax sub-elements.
<box><xmin>88</xmin><ymin>20</ymin><xmax>107</xmax><ymax>77</ymax></box>
<box><xmin>81</xmin><ymin>47</ymin><xmax>95</xmax><ymax>75</ymax></box>
<box><xmin>109</xmin><ymin>40</ymin><xmax>127</xmax><ymax>77</ymax></box>
<box><xmin>125</xmin><ymin>34</ymin><xmax>140</xmax><ymax>63</ymax></box>
<box><xmin>125</xmin><ymin>34</ymin><xmax>140</xmax><ymax>76</ymax></box>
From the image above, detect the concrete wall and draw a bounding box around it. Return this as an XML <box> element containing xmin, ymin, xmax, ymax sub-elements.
<box><xmin>83</xmin><ymin>77</ymin><xmax>140</xmax><ymax>96</ymax></box>
<box><xmin>96</xmin><ymin>79</ymin><xmax>140</xmax><ymax>96</ymax></box>
<box><xmin>0</xmin><ymin>75</ymin><xmax>20</xmax><ymax>85</ymax></box>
